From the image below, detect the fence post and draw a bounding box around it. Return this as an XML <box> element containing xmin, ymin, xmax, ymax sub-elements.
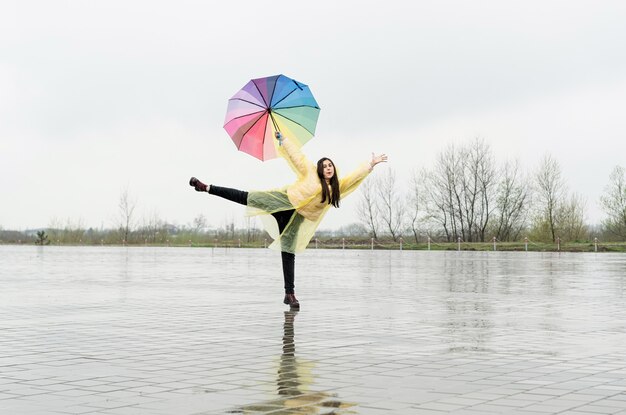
<box><xmin>594</xmin><ymin>237</ymin><xmax>598</xmax><ymax>252</ymax></box>
<box><xmin>264</xmin><ymin>238</ymin><xmax>267</xmax><ymax>248</ymax></box>
<box><xmin>428</xmin><ymin>236</ymin><xmax>431</xmax><ymax>251</ymax></box>
<box><xmin>399</xmin><ymin>237</ymin><xmax>403</xmax><ymax>251</ymax></box>
<box><xmin>493</xmin><ymin>236</ymin><xmax>496</xmax><ymax>251</ymax></box>
<box><xmin>556</xmin><ymin>237</ymin><xmax>561</xmax><ymax>251</ymax></box>
<box><xmin>457</xmin><ymin>237</ymin><xmax>461</xmax><ymax>251</ymax></box>
<box><xmin>524</xmin><ymin>237</ymin><xmax>528</xmax><ymax>252</ymax></box>
<box><xmin>371</xmin><ymin>238</ymin><xmax>374</xmax><ymax>250</ymax></box>
<box><xmin>315</xmin><ymin>238</ymin><xmax>318</xmax><ymax>249</ymax></box>
<box><xmin>342</xmin><ymin>238</ymin><xmax>345</xmax><ymax>250</ymax></box>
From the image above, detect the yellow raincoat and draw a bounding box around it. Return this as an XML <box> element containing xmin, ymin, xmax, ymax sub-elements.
<box><xmin>247</xmin><ymin>138</ymin><xmax>372</xmax><ymax>254</ymax></box>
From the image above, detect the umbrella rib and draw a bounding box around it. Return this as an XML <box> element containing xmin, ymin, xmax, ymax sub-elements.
<box><xmin>269</xmin><ymin>112</ymin><xmax>279</xmax><ymax>132</ymax></box>
<box><xmin>273</xmin><ymin>104</ymin><xmax>320</xmax><ymax>110</ymax></box>
<box><xmin>271</xmin><ymin>79</ymin><xmax>305</xmax><ymax>107</ymax></box>
<box><xmin>226</xmin><ymin>109</ymin><xmax>266</xmax><ymax>123</ymax></box>
<box><xmin>231</xmin><ymin>98</ymin><xmax>267</xmax><ymax>110</ymax></box>
<box><xmin>269</xmin><ymin>76</ymin><xmax>280</xmax><ymax>108</ymax></box>
<box><xmin>271</xmin><ymin>87</ymin><xmax>296</xmax><ymax>108</ymax></box>
<box><xmin>252</xmin><ymin>81</ymin><xmax>269</xmax><ymax>107</ymax></box>
<box><xmin>274</xmin><ymin>112</ymin><xmax>316</xmax><ymax>136</ymax></box>
<box><xmin>237</xmin><ymin>111</ymin><xmax>268</xmax><ymax>150</ymax></box>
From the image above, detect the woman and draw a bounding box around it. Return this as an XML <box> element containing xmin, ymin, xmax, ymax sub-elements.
<box><xmin>190</xmin><ymin>132</ymin><xmax>387</xmax><ymax>309</ymax></box>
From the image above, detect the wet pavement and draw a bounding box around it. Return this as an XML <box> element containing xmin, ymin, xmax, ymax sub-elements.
<box><xmin>2</xmin><ymin>246</ymin><xmax>626</xmax><ymax>414</ymax></box>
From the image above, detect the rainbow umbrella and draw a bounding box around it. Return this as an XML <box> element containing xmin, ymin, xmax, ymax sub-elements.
<box><xmin>223</xmin><ymin>74</ymin><xmax>320</xmax><ymax>161</ymax></box>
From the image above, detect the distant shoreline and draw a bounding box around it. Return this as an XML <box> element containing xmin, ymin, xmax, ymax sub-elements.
<box><xmin>2</xmin><ymin>240</ymin><xmax>625</xmax><ymax>253</ymax></box>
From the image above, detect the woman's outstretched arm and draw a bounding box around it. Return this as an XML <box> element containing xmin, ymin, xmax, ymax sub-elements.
<box><xmin>339</xmin><ymin>153</ymin><xmax>388</xmax><ymax>196</ymax></box>
<box><xmin>275</xmin><ymin>132</ymin><xmax>311</xmax><ymax>177</ymax></box>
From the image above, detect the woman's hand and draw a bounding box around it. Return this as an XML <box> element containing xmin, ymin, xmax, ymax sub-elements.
<box><xmin>370</xmin><ymin>153</ymin><xmax>388</xmax><ymax>169</ymax></box>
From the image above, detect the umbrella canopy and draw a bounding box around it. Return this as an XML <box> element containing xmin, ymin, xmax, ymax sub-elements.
<box><xmin>223</xmin><ymin>74</ymin><xmax>320</xmax><ymax>161</ymax></box>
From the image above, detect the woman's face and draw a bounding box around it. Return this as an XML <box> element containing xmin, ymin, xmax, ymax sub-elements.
<box><xmin>322</xmin><ymin>159</ymin><xmax>335</xmax><ymax>180</ymax></box>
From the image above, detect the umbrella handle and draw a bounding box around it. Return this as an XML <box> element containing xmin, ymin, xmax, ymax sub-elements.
<box><xmin>275</xmin><ymin>131</ymin><xmax>283</xmax><ymax>146</ymax></box>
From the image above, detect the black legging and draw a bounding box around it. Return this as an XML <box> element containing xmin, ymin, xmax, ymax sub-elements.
<box><xmin>209</xmin><ymin>185</ymin><xmax>296</xmax><ymax>294</ymax></box>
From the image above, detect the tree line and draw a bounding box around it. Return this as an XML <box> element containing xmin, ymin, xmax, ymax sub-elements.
<box><xmin>0</xmin><ymin>187</ymin><xmax>265</xmax><ymax>246</ymax></box>
<box><xmin>357</xmin><ymin>138</ymin><xmax>626</xmax><ymax>243</ymax></box>
<box><xmin>2</xmin><ymin>139</ymin><xmax>624</xmax><ymax>246</ymax></box>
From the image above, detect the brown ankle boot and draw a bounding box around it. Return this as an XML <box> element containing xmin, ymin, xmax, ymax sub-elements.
<box><xmin>189</xmin><ymin>177</ymin><xmax>208</xmax><ymax>192</ymax></box>
<box><xmin>283</xmin><ymin>293</ymin><xmax>300</xmax><ymax>309</ymax></box>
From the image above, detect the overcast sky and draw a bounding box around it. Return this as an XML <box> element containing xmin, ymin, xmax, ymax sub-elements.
<box><xmin>1</xmin><ymin>0</ymin><xmax>625</xmax><ymax>232</ymax></box>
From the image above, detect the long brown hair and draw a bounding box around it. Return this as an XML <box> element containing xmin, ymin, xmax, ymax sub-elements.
<box><xmin>317</xmin><ymin>158</ymin><xmax>340</xmax><ymax>208</ymax></box>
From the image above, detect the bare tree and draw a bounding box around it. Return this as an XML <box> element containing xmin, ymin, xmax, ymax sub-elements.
<box><xmin>444</xmin><ymin>145</ymin><xmax>464</xmax><ymax>240</ymax></box>
<box><xmin>422</xmin><ymin>139</ymin><xmax>496</xmax><ymax>242</ymax></box>
<box><xmin>245</xmin><ymin>216</ymin><xmax>260</xmax><ymax>242</ymax></box>
<box><xmin>118</xmin><ymin>187</ymin><xmax>137</xmax><ymax>243</ymax></box>
<box><xmin>407</xmin><ymin>169</ymin><xmax>426</xmax><ymax>243</ymax></box>
<box><xmin>600</xmin><ymin>165</ymin><xmax>626</xmax><ymax>240</ymax></box>
<box><xmin>47</xmin><ymin>216</ymin><xmax>63</xmax><ymax>243</ymax></box>
<box><xmin>357</xmin><ymin>176</ymin><xmax>380</xmax><ymax>239</ymax></box>
<box><xmin>492</xmin><ymin>160</ymin><xmax>530</xmax><ymax>241</ymax></box>
<box><xmin>193</xmin><ymin>214</ymin><xmax>207</xmax><ymax>233</ymax></box>
<box><xmin>558</xmin><ymin>192</ymin><xmax>588</xmax><ymax>241</ymax></box>
<box><xmin>465</xmin><ymin>138</ymin><xmax>496</xmax><ymax>242</ymax></box>
<box><xmin>227</xmin><ymin>217</ymin><xmax>235</xmax><ymax>240</ymax></box>
<box><xmin>423</xmin><ymin>145</ymin><xmax>461</xmax><ymax>241</ymax></box>
<box><xmin>63</xmin><ymin>217</ymin><xmax>85</xmax><ymax>243</ymax></box>
<box><xmin>533</xmin><ymin>154</ymin><xmax>565</xmax><ymax>242</ymax></box>
<box><xmin>217</xmin><ymin>215</ymin><xmax>236</xmax><ymax>240</ymax></box>
<box><xmin>138</xmin><ymin>210</ymin><xmax>164</xmax><ymax>243</ymax></box>
<box><xmin>377</xmin><ymin>168</ymin><xmax>405</xmax><ymax>241</ymax></box>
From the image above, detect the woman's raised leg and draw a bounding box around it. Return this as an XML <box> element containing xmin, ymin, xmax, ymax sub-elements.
<box><xmin>189</xmin><ymin>178</ymin><xmax>248</xmax><ymax>206</ymax></box>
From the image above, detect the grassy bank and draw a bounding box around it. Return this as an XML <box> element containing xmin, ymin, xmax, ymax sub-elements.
<box><xmin>5</xmin><ymin>239</ymin><xmax>625</xmax><ymax>252</ymax></box>
<box><xmin>307</xmin><ymin>239</ymin><xmax>626</xmax><ymax>252</ymax></box>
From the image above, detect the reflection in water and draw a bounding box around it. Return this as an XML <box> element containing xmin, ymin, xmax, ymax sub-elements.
<box><xmin>443</xmin><ymin>256</ymin><xmax>489</xmax><ymax>294</ymax></box>
<box><xmin>278</xmin><ymin>310</ymin><xmax>300</xmax><ymax>397</ymax></box>
<box><xmin>442</xmin><ymin>255</ymin><xmax>494</xmax><ymax>352</ymax></box>
<box><xmin>444</xmin><ymin>298</ymin><xmax>493</xmax><ymax>353</ymax></box>
<box><xmin>229</xmin><ymin>311</ymin><xmax>357</xmax><ymax>414</ymax></box>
